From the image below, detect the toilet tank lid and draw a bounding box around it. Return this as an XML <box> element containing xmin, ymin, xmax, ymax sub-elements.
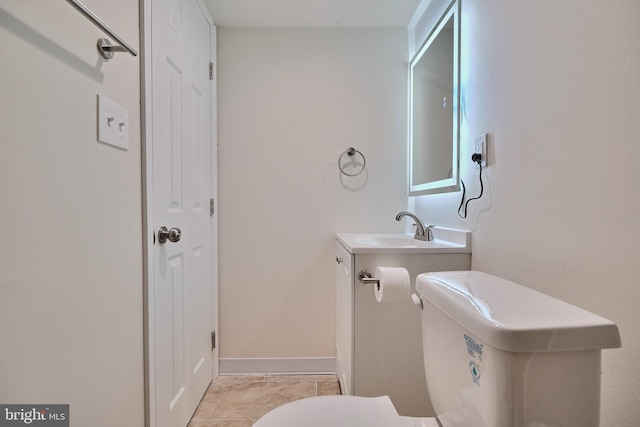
<box><xmin>416</xmin><ymin>271</ymin><xmax>621</xmax><ymax>353</ymax></box>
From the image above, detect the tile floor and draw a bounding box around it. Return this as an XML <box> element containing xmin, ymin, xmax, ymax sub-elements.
<box><xmin>188</xmin><ymin>375</ymin><xmax>342</xmax><ymax>427</ymax></box>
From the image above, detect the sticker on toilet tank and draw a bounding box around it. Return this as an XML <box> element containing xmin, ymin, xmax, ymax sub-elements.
<box><xmin>469</xmin><ymin>361</ymin><xmax>481</xmax><ymax>386</ymax></box>
<box><xmin>464</xmin><ymin>334</ymin><xmax>483</xmax><ymax>361</ymax></box>
<box><xmin>464</xmin><ymin>334</ymin><xmax>483</xmax><ymax>386</ymax></box>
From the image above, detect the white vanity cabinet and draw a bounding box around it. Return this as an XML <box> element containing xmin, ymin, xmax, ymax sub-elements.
<box><xmin>335</xmin><ymin>232</ymin><xmax>471</xmax><ymax>417</ymax></box>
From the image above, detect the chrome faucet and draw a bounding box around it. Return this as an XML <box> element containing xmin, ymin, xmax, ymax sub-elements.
<box><xmin>395</xmin><ymin>211</ymin><xmax>434</xmax><ymax>241</ymax></box>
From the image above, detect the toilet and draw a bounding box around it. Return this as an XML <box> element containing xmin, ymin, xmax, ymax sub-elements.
<box><xmin>254</xmin><ymin>271</ymin><xmax>621</xmax><ymax>427</ymax></box>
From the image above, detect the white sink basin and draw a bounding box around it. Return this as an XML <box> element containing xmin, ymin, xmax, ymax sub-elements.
<box><xmin>337</xmin><ymin>228</ymin><xmax>471</xmax><ymax>254</ymax></box>
<box><xmin>351</xmin><ymin>235</ymin><xmax>426</xmax><ymax>247</ymax></box>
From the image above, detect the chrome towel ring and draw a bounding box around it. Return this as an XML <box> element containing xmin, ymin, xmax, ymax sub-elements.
<box><xmin>338</xmin><ymin>147</ymin><xmax>366</xmax><ymax>177</ymax></box>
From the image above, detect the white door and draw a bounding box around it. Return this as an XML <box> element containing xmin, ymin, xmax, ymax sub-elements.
<box><xmin>149</xmin><ymin>0</ymin><xmax>217</xmax><ymax>426</ymax></box>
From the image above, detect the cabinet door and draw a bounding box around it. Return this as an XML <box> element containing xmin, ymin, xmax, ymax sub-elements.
<box><xmin>335</xmin><ymin>241</ymin><xmax>353</xmax><ymax>395</ymax></box>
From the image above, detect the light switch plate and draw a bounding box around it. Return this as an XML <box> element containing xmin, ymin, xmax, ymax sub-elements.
<box><xmin>97</xmin><ymin>94</ymin><xmax>128</xmax><ymax>150</ymax></box>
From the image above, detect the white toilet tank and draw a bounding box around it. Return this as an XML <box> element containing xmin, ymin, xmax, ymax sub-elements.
<box><xmin>415</xmin><ymin>271</ymin><xmax>621</xmax><ymax>427</ymax></box>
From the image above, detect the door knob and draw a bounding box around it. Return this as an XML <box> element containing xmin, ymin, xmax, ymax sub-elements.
<box><xmin>158</xmin><ymin>226</ymin><xmax>181</xmax><ymax>243</ymax></box>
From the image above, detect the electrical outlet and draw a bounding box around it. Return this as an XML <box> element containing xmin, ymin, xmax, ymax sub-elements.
<box><xmin>474</xmin><ymin>133</ymin><xmax>487</xmax><ymax>168</ymax></box>
<box><xmin>97</xmin><ymin>94</ymin><xmax>129</xmax><ymax>150</ymax></box>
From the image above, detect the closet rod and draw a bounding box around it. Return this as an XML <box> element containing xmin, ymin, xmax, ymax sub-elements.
<box><xmin>65</xmin><ymin>0</ymin><xmax>138</xmax><ymax>58</ymax></box>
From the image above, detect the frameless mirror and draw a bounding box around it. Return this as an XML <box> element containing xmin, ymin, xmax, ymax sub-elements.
<box><xmin>409</xmin><ymin>0</ymin><xmax>460</xmax><ymax>196</ymax></box>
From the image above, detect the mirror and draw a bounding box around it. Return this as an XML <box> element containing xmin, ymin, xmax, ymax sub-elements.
<box><xmin>409</xmin><ymin>1</ymin><xmax>460</xmax><ymax>196</ymax></box>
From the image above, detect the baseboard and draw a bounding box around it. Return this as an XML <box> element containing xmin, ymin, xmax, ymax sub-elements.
<box><xmin>219</xmin><ymin>357</ymin><xmax>336</xmax><ymax>375</ymax></box>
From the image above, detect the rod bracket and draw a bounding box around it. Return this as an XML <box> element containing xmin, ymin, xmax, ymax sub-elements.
<box><xmin>97</xmin><ymin>38</ymin><xmax>128</xmax><ymax>60</ymax></box>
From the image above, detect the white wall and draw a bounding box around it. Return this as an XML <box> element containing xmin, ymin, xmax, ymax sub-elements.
<box><xmin>0</xmin><ymin>1</ymin><xmax>144</xmax><ymax>425</ymax></box>
<box><xmin>411</xmin><ymin>1</ymin><xmax>640</xmax><ymax>425</ymax></box>
<box><xmin>217</xmin><ymin>28</ymin><xmax>408</xmax><ymax>362</ymax></box>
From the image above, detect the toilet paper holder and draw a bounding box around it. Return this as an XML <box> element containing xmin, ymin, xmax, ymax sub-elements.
<box><xmin>359</xmin><ymin>270</ymin><xmax>380</xmax><ymax>290</ymax></box>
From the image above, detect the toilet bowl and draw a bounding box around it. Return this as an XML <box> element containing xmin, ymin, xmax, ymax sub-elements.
<box><xmin>254</xmin><ymin>271</ymin><xmax>621</xmax><ymax>427</ymax></box>
<box><xmin>253</xmin><ymin>395</ymin><xmax>438</xmax><ymax>427</ymax></box>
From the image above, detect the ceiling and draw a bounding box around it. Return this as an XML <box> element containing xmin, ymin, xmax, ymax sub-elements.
<box><xmin>202</xmin><ymin>0</ymin><xmax>422</xmax><ymax>28</ymax></box>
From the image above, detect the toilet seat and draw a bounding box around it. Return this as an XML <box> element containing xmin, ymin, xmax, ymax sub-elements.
<box><xmin>253</xmin><ymin>395</ymin><xmax>439</xmax><ymax>427</ymax></box>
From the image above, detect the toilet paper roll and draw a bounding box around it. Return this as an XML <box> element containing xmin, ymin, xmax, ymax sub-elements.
<box><xmin>374</xmin><ymin>267</ymin><xmax>410</xmax><ymax>303</ymax></box>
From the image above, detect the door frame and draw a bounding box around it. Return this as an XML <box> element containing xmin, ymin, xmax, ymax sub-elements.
<box><xmin>141</xmin><ymin>1</ymin><xmax>218</xmax><ymax>426</ymax></box>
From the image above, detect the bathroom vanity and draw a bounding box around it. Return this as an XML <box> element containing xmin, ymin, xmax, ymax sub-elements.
<box><xmin>335</xmin><ymin>230</ymin><xmax>471</xmax><ymax>417</ymax></box>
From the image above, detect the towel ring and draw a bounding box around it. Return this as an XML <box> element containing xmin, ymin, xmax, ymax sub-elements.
<box><xmin>338</xmin><ymin>147</ymin><xmax>366</xmax><ymax>177</ymax></box>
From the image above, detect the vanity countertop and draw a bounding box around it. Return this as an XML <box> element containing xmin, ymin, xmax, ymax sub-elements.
<box><xmin>337</xmin><ymin>228</ymin><xmax>471</xmax><ymax>254</ymax></box>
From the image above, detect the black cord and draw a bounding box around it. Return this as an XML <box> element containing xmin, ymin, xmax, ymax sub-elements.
<box><xmin>458</xmin><ymin>162</ymin><xmax>484</xmax><ymax>218</ymax></box>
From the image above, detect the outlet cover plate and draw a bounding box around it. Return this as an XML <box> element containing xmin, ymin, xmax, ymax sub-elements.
<box><xmin>474</xmin><ymin>133</ymin><xmax>487</xmax><ymax>167</ymax></box>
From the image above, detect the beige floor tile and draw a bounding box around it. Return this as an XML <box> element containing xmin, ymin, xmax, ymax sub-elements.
<box><xmin>317</xmin><ymin>380</ymin><xmax>341</xmax><ymax>396</ymax></box>
<box><xmin>265</xmin><ymin>374</ymin><xmax>337</xmax><ymax>382</ymax></box>
<box><xmin>189</xmin><ymin>374</ymin><xmax>341</xmax><ymax>425</ymax></box>
<box><xmin>192</xmin><ymin>380</ymin><xmax>316</xmax><ymax>420</ymax></box>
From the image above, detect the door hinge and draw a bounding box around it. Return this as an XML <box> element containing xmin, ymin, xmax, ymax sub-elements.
<box><xmin>209</xmin><ymin>62</ymin><xmax>214</xmax><ymax>80</ymax></box>
<box><xmin>210</xmin><ymin>198</ymin><xmax>215</xmax><ymax>216</ymax></box>
<box><xmin>211</xmin><ymin>331</ymin><xmax>216</xmax><ymax>350</ymax></box>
